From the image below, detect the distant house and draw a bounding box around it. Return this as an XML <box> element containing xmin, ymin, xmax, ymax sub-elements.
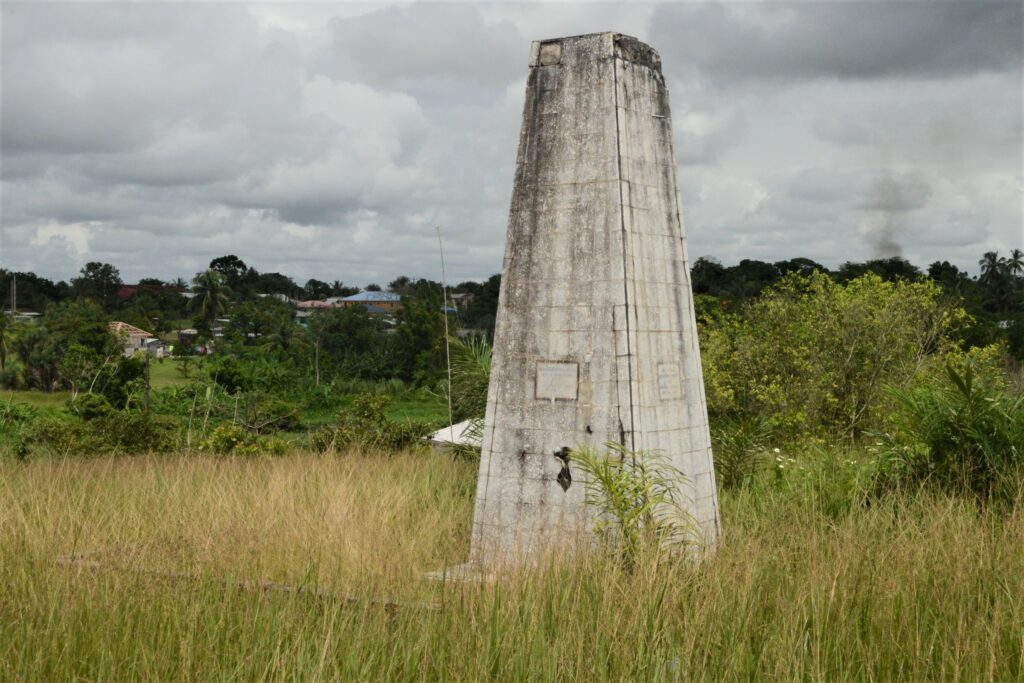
<box><xmin>336</xmin><ymin>291</ymin><xmax>402</xmax><ymax>313</ymax></box>
<box><xmin>143</xmin><ymin>338</ymin><xmax>170</xmax><ymax>359</ymax></box>
<box><xmin>258</xmin><ymin>293</ymin><xmax>296</xmax><ymax>305</ymax></box>
<box><xmin>449</xmin><ymin>292</ymin><xmax>475</xmax><ymax>309</ymax></box>
<box><xmin>109</xmin><ymin>321</ymin><xmax>156</xmax><ymax>357</ymax></box>
<box><xmin>295</xmin><ymin>300</ymin><xmax>343</xmax><ymax>310</ymax></box>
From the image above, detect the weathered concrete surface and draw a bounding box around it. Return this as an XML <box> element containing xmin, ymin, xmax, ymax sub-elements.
<box><xmin>470</xmin><ymin>33</ymin><xmax>719</xmax><ymax>565</ymax></box>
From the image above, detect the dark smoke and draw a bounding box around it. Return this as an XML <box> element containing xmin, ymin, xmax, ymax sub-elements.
<box><xmin>859</xmin><ymin>173</ymin><xmax>932</xmax><ymax>259</ymax></box>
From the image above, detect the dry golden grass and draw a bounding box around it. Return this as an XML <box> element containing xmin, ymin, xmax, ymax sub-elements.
<box><xmin>2</xmin><ymin>451</ymin><xmax>1023</xmax><ymax>680</ymax></box>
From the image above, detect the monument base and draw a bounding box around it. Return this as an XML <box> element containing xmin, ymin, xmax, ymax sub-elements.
<box><xmin>423</xmin><ymin>563</ymin><xmax>497</xmax><ymax>584</ymax></box>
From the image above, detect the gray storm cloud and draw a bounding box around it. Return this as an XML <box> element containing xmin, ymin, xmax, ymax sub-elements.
<box><xmin>1</xmin><ymin>2</ymin><xmax>1020</xmax><ymax>282</ymax></box>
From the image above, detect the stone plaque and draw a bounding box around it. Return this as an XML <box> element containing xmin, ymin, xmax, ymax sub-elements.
<box><xmin>535</xmin><ymin>361</ymin><xmax>578</xmax><ymax>401</ymax></box>
<box><xmin>657</xmin><ymin>362</ymin><xmax>682</xmax><ymax>401</ymax></box>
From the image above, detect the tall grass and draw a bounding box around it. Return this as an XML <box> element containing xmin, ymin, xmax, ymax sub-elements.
<box><xmin>2</xmin><ymin>452</ymin><xmax>1022</xmax><ymax>680</ymax></box>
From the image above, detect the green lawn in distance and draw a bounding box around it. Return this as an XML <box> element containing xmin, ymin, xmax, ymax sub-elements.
<box><xmin>3</xmin><ymin>390</ymin><xmax>70</xmax><ymax>411</ymax></box>
<box><xmin>148</xmin><ymin>358</ymin><xmax>198</xmax><ymax>389</ymax></box>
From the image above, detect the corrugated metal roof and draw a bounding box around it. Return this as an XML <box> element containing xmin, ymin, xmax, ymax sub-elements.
<box><xmin>342</xmin><ymin>291</ymin><xmax>401</xmax><ymax>303</ymax></box>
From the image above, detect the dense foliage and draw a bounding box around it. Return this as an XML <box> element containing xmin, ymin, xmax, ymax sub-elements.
<box><xmin>700</xmin><ymin>272</ymin><xmax>964</xmax><ymax>439</ymax></box>
<box><xmin>870</xmin><ymin>351</ymin><xmax>1024</xmax><ymax>504</ymax></box>
<box><xmin>2</xmin><ymin>251</ymin><xmax>1021</xmax><ymax>474</ymax></box>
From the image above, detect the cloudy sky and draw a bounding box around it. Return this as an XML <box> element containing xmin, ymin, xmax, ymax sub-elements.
<box><xmin>1</xmin><ymin>1</ymin><xmax>1021</xmax><ymax>286</ymax></box>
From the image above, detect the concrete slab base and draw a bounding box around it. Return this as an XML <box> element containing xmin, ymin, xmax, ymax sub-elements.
<box><xmin>423</xmin><ymin>563</ymin><xmax>497</xmax><ymax>584</ymax></box>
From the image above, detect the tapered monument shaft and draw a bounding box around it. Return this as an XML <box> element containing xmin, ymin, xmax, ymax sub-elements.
<box><xmin>471</xmin><ymin>33</ymin><xmax>719</xmax><ymax>564</ymax></box>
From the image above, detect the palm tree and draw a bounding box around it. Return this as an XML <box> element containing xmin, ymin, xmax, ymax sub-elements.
<box><xmin>261</xmin><ymin>311</ymin><xmax>308</xmax><ymax>354</ymax></box>
<box><xmin>978</xmin><ymin>251</ymin><xmax>1006</xmax><ymax>285</ymax></box>
<box><xmin>978</xmin><ymin>251</ymin><xmax>1015</xmax><ymax>314</ymax></box>
<box><xmin>1007</xmin><ymin>249</ymin><xmax>1024</xmax><ymax>279</ymax></box>
<box><xmin>191</xmin><ymin>270</ymin><xmax>231</xmax><ymax>324</ymax></box>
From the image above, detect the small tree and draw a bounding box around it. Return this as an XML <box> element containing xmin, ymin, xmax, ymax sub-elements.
<box><xmin>570</xmin><ymin>443</ymin><xmax>697</xmax><ymax>570</ymax></box>
<box><xmin>700</xmin><ymin>271</ymin><xmax>965</xmax><ymax>438</ymax></box>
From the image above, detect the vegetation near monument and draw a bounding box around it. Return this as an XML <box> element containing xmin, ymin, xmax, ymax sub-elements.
<box><xmin>2</xmin><ymin>250</ymin><xmax>1023</xmax><ymax>678</ymax></box>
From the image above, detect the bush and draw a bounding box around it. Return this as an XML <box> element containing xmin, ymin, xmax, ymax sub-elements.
<box><xmin>206</xmin><ymin>355</ymin><xmax>250</xmax><ymax>394</ymax></box>
<box><xmin>23</xmin><ymin>412</ymin><xmax>180</xmax><ymax>455</ymax></box>
<box><xmin>311</xmin><ymin>394</ymin><xmax>434</xmax><ymax>453</ymax></box>
<box><xmin>711</xmin><ymin>416</ymin><xmax>775</xmax><ymax>490</ymax></box>
<box><xmin>198</xmin><ymin>423</ymin><xmax>289</xmax><ymax>456</ymax></box>
<box><xmin>234</xmin><ymin>393</ymin><xmax>301</xmax><ymax>434</ymax></box>
<box><xmin>0</xmin><ymin>401</ymin><xmax>36</xmax><ymax>459</ymax></box>
<box><xmin>700</xmin><ymin>272</ymin><xmax>965</xmax><ymax>439</ymax></box>
<box><xmin>200</xmin><ymin>423</ymin><xmax>248</xmax><ymax>453</ymax></box>
<box><xmin>868</xmin><ymin>355</ymin><xmax>1024</xmax><ymax>504</ymax></box>
<box><xmin>68</xmin><ymin>393</ymin><xmax>114</xmax><ymax>421</ymax></box>
<box><xmin>0</xmin><ymin>367</ymin><xmax>22</xmax><ymax>390</ymax></box>
<box><xmin>0</xmin><ymin>400</ymin><xmax>36</xmax><ymax>426</ymax></box>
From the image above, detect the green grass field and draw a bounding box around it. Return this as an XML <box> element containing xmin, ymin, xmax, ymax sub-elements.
<box><xmin>3</xmin><ymin>389</ymin><xmax>70</xmax><ymax>411</ymax></box>
<box><xmin>3</xmin><ymin>358</ymin><xmax>194</xmax><ymax>412</ymax></box>
<box><xmin>2</xmin><ymin>451</ymin><xmax>1022</xmax><ymax>680</ymax></box>
<box><xmin>148</xmin><ymin>357</ymin><xmax>196</xmax><ymax>389</ymax></box>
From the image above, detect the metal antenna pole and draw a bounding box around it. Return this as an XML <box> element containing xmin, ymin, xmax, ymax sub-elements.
<box><xmin>437</xmin><ymin>226</ymin><xmax>454</xmax><ymax>431</ymax></box>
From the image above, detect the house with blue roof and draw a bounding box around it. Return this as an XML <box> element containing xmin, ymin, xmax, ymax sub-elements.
<box><xmin>331</xmin><ymin>290</ymin><xmax>402</xmax><ymax>314</ymax></box>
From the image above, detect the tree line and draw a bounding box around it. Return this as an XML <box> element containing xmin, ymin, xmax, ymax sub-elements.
<box><xmin>1</xmin><ymin>248</ymin><xmax>1021</xmax><ymax>398</ymax></box>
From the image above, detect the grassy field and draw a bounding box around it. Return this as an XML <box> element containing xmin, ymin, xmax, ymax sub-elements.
<box><xmin>148</xmin><ymin>357</ymin><xmax>195</xmax><ymax>389</ymax></box>
<box><xmin>3</xmin><ymin>389</ymin><xmax>70</xmax><ymax>411</ymax></box>
<box><xmin>2</xmin><ymin>451</ymin><xmax>1022</xmax><ymax>680</ymax></box>
<box><xmin>3</xmin><ymin>357</ymin><xmax>193</xmax><ymax>410</ymax></box>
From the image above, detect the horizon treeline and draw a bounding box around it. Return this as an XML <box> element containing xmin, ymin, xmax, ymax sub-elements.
<box><xmin>1</xmin><ymin>249</ymin><xmax>1022</xmax><ymax>353</ymax></box>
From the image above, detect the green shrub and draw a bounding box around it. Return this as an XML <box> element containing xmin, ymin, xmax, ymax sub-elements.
<box><xmin>0</xmin><ymin>400</ymin><xmax>36</xmax><ymax>426</ymax></box>
<box><xmin>111</xmin><ymin>413</ymin><xmax>180</xmax><ymax>453</ymax></box>
<box><xmin>200</xmin><ymin>424</ymin><xmax>248</xmax><ymax>453</ymax></box>
<box><xmin>206</xmin><ymin>355</ymin><xmax>250</xmax><ymax>393</ymax></box>
<box><xmin>570</xmin><ymin>443</ymin><xmax>698</xmax><ymax>569</ymax></box>
<box><xmin>711</xmin><ymin>416</ymin><xmax>774</xmax><ymax>490</ymax></box>
<box><xmin>762</xmin><ymin>446</ymin><xmax>869</xmax><ymax>520</ymax></box>
<box><xmin>0</xmin><ymin>367</ymin><xmax>23</xmax><ymax>390</ymax></box>
<box><xmin>0</xmin><ymin>400</ymin><xmax>36</xmax><ymax>459</ymax></box>
<box><xmin>311</xmin><ymin>394</ymin><xmax>434</xmax><ymax>453</ymax></box>
<box><xmin>348</xmin><ymin>393</ymin><xmax>392</xmax><ymax>423</ymax></box>
<box><xmin>22</xmin><ymin>412</ymin><xmax>180</xmax><ymax>455</ymax></box>
<box><xmin>198</xmin><ymin>423</ymin><xmax>289</xmax><ymax>456</ymax></box>
<box><xmin>67</xmin><ymin>393</ymin><xmax>114</xmax><ymax>421</ymax></box>
<box><xmin>700</xmin><ymin>272</ymin><xmax>965</xmax><ymax>439</ymax></box>
<box><xmin>234</xmin><ymin>393</ymin><xmax>301</xmax><ymax>434</ymax></box>
<box><xmin>869</xmin><ymin>356</ymin><xmax>1024</xmax><ymax>504</ymax></box>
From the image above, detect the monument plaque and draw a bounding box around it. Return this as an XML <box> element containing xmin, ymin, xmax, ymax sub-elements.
<box><xmin>657</xmin><ymin>363</ymin><xmax>682</xmax><ymax>402</ymax></box>
<box><xmin>468</xmin><ymin>33</ymin><xmax>720</xmax><ymax>566</ymax></box>
<box><xmin>535</xmin><ymin>362</ymin><xmax>579</xmax><ymax>401</ymax></box>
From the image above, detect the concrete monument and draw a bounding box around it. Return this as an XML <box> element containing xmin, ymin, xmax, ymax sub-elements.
<box><xmin>470</xmin><ymin>32</ymin><xmax>719</xmax><ymax>565</ymax></box>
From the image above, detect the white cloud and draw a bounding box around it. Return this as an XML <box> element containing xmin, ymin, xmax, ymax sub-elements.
<box><xmin>1</xmin><ymin>1</ymin><xmax>1020</xmax><ymax>285</ymax></box>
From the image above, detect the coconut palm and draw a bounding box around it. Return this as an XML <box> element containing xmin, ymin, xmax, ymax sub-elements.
<box><xmin>978</xmin><ymin>251</ymin><xmax>1006</xmax><ymax>285</ymax></box>
<box><xmin>191</xmin><ymin>270</ymin><xmax>232</xmax><ymax>324</ymax></box>
<box><xmin>1007</xmin><ymin>249</ymin><xmax>1024</xmax><ymax>278</ymax></box>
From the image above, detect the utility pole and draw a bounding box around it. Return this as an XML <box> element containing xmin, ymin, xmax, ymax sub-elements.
<box><xmin>144</xmin><ymin>351</ymin><xmax>151</xmax><ymax>415</ymax></box>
